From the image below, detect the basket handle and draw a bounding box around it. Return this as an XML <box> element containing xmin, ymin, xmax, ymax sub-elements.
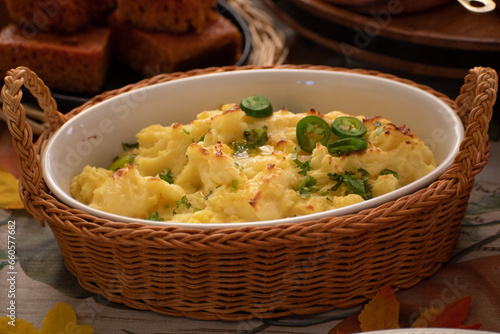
<box><xmin>1</xmin><ymin>66</ymin><xmax>66</xmax><ymax>196</ymax></box>
<box><xmin>442</xmin><ymin>66</ymin><xmax>498</xmax><ymax>187</ymax></box>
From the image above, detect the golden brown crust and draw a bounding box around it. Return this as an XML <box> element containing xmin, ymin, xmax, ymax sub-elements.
<box><xmin>0</xmin><ymin>24</ymin><xmax>111</xmax><ymax>94</ymax></box>
<box><xmin>116</xmin><ymin>0</ymin><xmax>218</xmax><ymax>33</ymax></box>
<box><xmin>4</xmin><ymin>0</ymin><xmax>116</xmax><ymax>33</ymax></box>
<box><xmin>0</xmin><ymin>0</ymin><xmax>12</xmax><ymax>28</ymax></box>
<box><xmin>108</xmin><ymin>10</ymin><xmax>242</xmax><ymax>75</ymax></box>
<box><xmin>87</xmin><ymin>0</ymin><xmax>117</xmax><ymax>24</ymax></box>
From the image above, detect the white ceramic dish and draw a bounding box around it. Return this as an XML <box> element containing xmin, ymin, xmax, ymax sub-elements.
<box><xmin>41</xmin><ymin>69</ymin><xmax>464</xmax><ymax>229</ymax></box>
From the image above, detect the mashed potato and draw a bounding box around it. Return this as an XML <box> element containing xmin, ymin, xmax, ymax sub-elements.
<box><xmin>70</xmin><ymin>103</ymin><xmax>436</xmax><ymax>223</ymax></box>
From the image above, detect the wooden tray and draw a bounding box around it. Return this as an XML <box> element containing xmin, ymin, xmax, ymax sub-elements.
<box><xmin>264</xmin><ymin>0</ymin><xmax>500</xmax><ymax>78</ymax></box>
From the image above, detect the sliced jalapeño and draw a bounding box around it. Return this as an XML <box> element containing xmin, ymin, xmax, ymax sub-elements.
<box><xmin>296</xmin><ymin>115</ymin><xmax>331</xmax><ymax>153</ymax></box>
<box><xmin>327</xmin><ymin>137</ymin><xmax>367</xmax><ymax>156</ymax></box>
<box><xmin>239</xmin><ymin>95</ymin><xmax>273</xmax><ymax>118</ymax></box>
<box><xmin>331</xmin><ymin>116</ymin><xmax>367</xmax><ymax>138</ymax></box>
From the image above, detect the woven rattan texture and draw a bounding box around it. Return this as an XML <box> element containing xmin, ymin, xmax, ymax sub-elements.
<box><xmin>228</xmin><ymin>0</ymin><xmax>288</xmax><ymax>65</ymax></box>
<box><xmin>1</xmin><ymin>65</ymin><xmax>497</xmax><ymax>321</ymax></box>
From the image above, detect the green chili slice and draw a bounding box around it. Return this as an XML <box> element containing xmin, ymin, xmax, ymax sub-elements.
<box><xmin>239</xmin><ymin>95</ymin><xmax>273</xmax><ymax>118</ymax></box>
<box><xmin>328</xmin><ymin>137</ymin><xmax>367</xmax><ymax>156</ymax></box>
<box><xmin>296</xmin><ymin>116</ymin><xmax>331</xmax><ymax>153</ymax></box>
<box><xmin>331</xmin><ymin>116</ymin><xmax>367</xmax><ymax>138</ymax></box>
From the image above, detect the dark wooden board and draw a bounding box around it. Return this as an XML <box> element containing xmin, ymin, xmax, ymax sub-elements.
<box><xmin>289</xmin><ymin>0</ymin><xmax>500</xmax><ymax>51</ymax></box>
<box><xmin>265</xmin><ymin>0</ymin><xmax>500</xmax><ymax>79</ymax></box>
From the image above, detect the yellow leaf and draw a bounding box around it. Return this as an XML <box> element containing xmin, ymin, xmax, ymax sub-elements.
<box><xmin>40</xmin><ymin>303</ymin><xmax>93</xmax><ymax>334</ymax></box>
<box><xmin>0</xmin><ymin>316</ymin><xmax>40</xmax><ymax>334</ymax></box>
<box><xmin>0</xmin><ymin>167</ymin><xmax>24</xmax><ymax>209</ymax></box>
<box><xmin>358</xmin><ymin>285</ymin><xmax>400</xmax><ymax>331</ymax></box>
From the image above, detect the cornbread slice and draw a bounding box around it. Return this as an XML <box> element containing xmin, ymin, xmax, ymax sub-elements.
<box><xmin>116</xmin><ymin>0</ymin><xmax>218</xmax><ymax>33</ymax></box>
<box><xmin>0</xmin><ymin>0</ymin><xmax>11</xmax><ymax>28</ymax></box>
<box><xmin>108</xmin><ymin>10</ymin><xmax>242</xmax><ymax>76</ymax></box>
<box><xmin>88</xmin><ymin>0</ymin><xmax>117</xmax><ymax>25</ymax></box>
<box><xmin>5</xmin><ymin>0</ymin><xmax>116</xmax><ymax>33</ymax></box>
<box><xmin>0</xmin><ymin>24</ymin><xmax>111</xmax><ymax>94</ymax></box>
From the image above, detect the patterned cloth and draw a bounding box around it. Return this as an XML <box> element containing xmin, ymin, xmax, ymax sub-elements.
<box><xmin>0</xmin><ymin>139</ymin><xmax>499</xmax><ymax>333</ymax></box>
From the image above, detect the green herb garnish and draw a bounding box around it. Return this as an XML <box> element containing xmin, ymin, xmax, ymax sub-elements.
<box><xmin>159</xmin><ymin>169</ymin><xmax>175</xmax><ymax>184</ymax></box>
<box><xmin>380</xmin><ymin>169</ymin><xmax>399</xmax><ymax>179</ymax></box>
<box><xmin>122</xmin><ymin>142</ymin><xmax>139</xmax><ymax>151</ymax></box>
<box><xmin>230</xmin><ymin>126</ymin><xmax>268</xmax><ymax>155</ymax></box>
<box><xmin>204</xmin><ymin>190</ymin><xmax>213</xmax><ymax>200</ymax></box>
<box><xmin>292</xmin><ymin>147</ymin><xmax>313</xmax><ymax>176</ymax></box>
<box><xmin>230</xmin><ymin>180</ymin><xmax>238</xmax><ymax>191</ymax></box>
<box><xmin>146</xmin><ymin>211</ymin><xmax>163</xmax><ymax>221</ymax></box>
<box><xmin>108</xmin><ymin>154</ymin><xmax>136</xmax><ymax>171</ymax></box>
<box><xmin>295</xmin><ymin>176</ymin><xmax>319</xmax><ymax>198</ymax></box>
<box><xmin>328</xmin><ymin>168</ymin><xmax>372</xmax><ymax>200</ymax></box>
<box><xmin>199</xmin><ymin>128</ymin><xmax>212</xmax><ymax>142</ymax></box>
<box><xmin>376</xmin><ymin>125</ymin><xmax>386</xmax><ymax>136</ymax></box>
<box><xmin>173</xmin><ymin>196</ymin><xmax>192</xmax><ymax>215</ymax></box>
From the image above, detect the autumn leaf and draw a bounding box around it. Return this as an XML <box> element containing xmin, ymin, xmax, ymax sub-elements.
<box><xmin>0</xmin><ymin>167</ymin><xmax>24</xmax><ymax>209</ymax></box>
<box><xmin>0</xmin><ymin>316</ymin><xmax>39</xmax><ymax>334</ymax></box>
<box><xmin>358</xmin><ymin>285</ymin><xmax>400</xmax><ymax>331</ymax></box>
<box><xmin>460</xmin><ymin>323</ymin><xmax>483</xmax><ymax>329</ymax></box>
<box><xmin>329</xmin><ymin>285</ymin><xmax>480</xmax><ymax>333</ymax></box>
<box><xmin>411</xmin><ymin>296</ymin><xmax>480</xmax><ymax>329</ymax></box>
<box><xmin>0</xmin><ymin>302</ymin><xmax>93</xmax><ymax>334</ymax></box>
<box><xmin>40</xmin><ymin>302</ymin><xmax>93</xmax><ymax>334</ymax></box>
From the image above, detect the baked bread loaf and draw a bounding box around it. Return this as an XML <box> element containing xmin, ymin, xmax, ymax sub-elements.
<box><xmin>0</xmin><ymin>24</ymin><xmax>111</xmax><ymax>94</ymax></box>
<box><xmin>116</xmin><ymin>0</ymin><xmax>218</xmax><ymax>33</ymax></box>
<box><xmin>4</xmin><ymin>0</ymin><xmax>115</xmax><ymax>33</ymax></box>
<box><xmin>0</xmin><ymin>0</ymin><xmax>11</xmax><ymax>28</ymax></box>
<box><xmin>108</xmin><ymin>10</ymin><xmax>242</xmax><ymax>75</ymax></box>
<box><xmin>88</xmin><ymin>0</ymin><xmax>117</xmax><ymax>25</ymax></box>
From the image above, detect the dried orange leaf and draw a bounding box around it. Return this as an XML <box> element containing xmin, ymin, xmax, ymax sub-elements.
<box><xmin>460</xmin><ymin>323</ymin><xmax>482</xmax><ymax>329</ymax></box>
<box><xmin>0</xmin><ymin>167</ymin><xmax>24</xmax><ymax>209</ymax></box>
<box><xmin>40</xmin><ymin>302</ymin><xmax>93</xmax><ymax>334</ymax></box>
<box><xmin>0</xmin><ymin>316</ymin><xmax>39</xmax><ymax>334</ymax></box>
<box><xmin>358</xmin><ymin>285</ymin><xmax>400</xmax><ymax>331</ymax></box>
<box><xmin>412</xmin><ymin>296</ymin><xmax>475</xmax><ymax>328</ymax></box>
<box><xmin>327</xmin><ymin>310</ymin><xmax>362</xmax><ymax>334</ymax></box>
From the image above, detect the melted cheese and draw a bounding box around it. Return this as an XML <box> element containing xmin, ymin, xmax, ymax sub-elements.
<box><xmin>70</xmin><ymin>104</ymin><xmax>436</xmax><ymax>223</ymax></box>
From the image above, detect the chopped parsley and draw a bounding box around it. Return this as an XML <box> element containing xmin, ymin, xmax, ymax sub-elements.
<box><xmin>380</xmin><ymin>169</ymin><xmax>399</xmax><ymax>179</ymax></box>
<box><xmin>230</xmin><ymin>126</ymin><xmax>268</xmax><ymax>155</ymax></box>
<box><xmin>108</xmin><ymin>154</ymin><xmax>136</xmax><ymax>171</ymax></box>
<box><xmin>146</xmin><ymin>211</ymin><xmax>163</xmax><ymax>221</ymax></box>
<box><xmin>230</xmin><ymin>180</ymin><xmax>238</xmax><ymax>191</ymax></box>
<box><xmin>159</xmin><ymin>169</ymin><xmax>175</xmax><ymax>183</ymax></box>
<box><xmin>204</xmin><ymin>190</ymin><xmax>213</xmax><ymax>200</ymax></box>
<box><xmin>295</xmin><ymin>175</ymin><xmax>319</xmax><ymax>198</ymax></box>
<box><xmin>376</xmin><ymin>125</ymin><xmax>386</xmax><ymax>136</ymax></box>
<box><xmin>199</xmin><ymin>128</ymin><xmax>212</xmax><ymax>142</ymax></box>
<box><xmin>122</xmin><ymin>142</ymin><xmax>139</xmax><ymax>151</ymax></box>
<box><xmin>328</xmin><ymin>168</ymin><xmax>373</xmax><ymax>200</ymax></box>
<box><xmin>244</xmin><ymin>126</ymin><xmax>268</xmax><ymax>147</ymax></box>
<box><xmin>172</xmin><ymin>196</ymin><xmax>200</xmax><ymax>215</ymax></box>
<box><xmin>292</xmin><ymin>147</ymin><xmax>313</xmax><ymax>176</ymax></box>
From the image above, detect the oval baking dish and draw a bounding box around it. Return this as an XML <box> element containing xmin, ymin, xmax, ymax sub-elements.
<box><xmin>2</xmin><ymin>65</ymin><xmax>496</xmax><ymax>321</ymax></box>
<box><xmin>41</xmin><ymin>68</ymin><xmax>464</xmax><ymax>229</ymax></box>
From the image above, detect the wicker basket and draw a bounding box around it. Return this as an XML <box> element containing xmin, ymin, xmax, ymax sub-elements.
<box><xmin>1</xmin><ymin>65</ymin><xmax>497</xmax><ymax>321</ymax></box>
